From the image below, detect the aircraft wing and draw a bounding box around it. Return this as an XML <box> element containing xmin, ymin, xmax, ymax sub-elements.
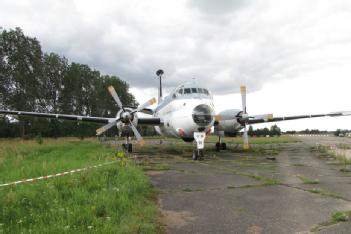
<box><xmin>0</xmin><ymin>109</ymin><xmax>162</xmax><ymax>126</ymax></box>
<box><xmin>122</xmin><ymin>106</ymin><xmax>154</xmax><ymax>115</ymax></box>
<box><xmin>248</xmin><ymin>111</ymin><xmax>351</xmax><ymax>124</ymax></box>
<box><xmin>0</xmin><ymin>110</ymin><xmax>112</xmax><ymax>124</ymax></box>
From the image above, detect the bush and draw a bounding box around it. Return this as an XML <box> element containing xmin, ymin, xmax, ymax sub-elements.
<box><xmin>35</xmin><ymin>134</ymin><xmax>43</xmax><ymax>144</ymax></box>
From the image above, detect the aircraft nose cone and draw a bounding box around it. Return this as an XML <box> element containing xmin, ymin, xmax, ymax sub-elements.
<box><xmin>192</xmin><ymin>104</ymin><xmax>214</xmax><ymax>127</ymax></box>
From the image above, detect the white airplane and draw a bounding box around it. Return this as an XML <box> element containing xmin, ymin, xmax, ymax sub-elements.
<box><xmin>1</xmin><ymin>69</ymin><xmax>351</xmax><ymax>160</ymax></box>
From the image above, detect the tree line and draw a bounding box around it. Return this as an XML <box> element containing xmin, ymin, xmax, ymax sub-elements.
<box><xmin>285</xmin><ymin>129</ymin><xmax>329</xmax><ymax>134</ymax></box>
<box><xmin>334</xmin><ymin>129</ymin><xmax>350</xmax><ymax>137</ymax></box>
<box><xmin>0</xmin><ymin>27</ymin><xmax>138</xmax><ymax>138</ymax></box>
<box><xmin>247</xmin><ymin>125</ymin><xmax>282</xmax><ymax>137</ymax></box>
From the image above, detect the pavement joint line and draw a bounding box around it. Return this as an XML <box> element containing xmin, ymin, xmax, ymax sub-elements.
<box><xmin>197</xmin><ymin>161</ymin><xmax>280</xmax><ymax>183</ymax></box>
<box><xmin>198</xmin><ymin>159</ymin><xmax>351</xmax><ymax>202</ymax></box>
<box><xmin>280</xmin><ymin>183</ymin><xmax>351</xmax><ymax>202</ymax></box>
<box><xmin>278</xmin><ymin>162</ymin><xmax>344</xmax><ymax>173</ymax></box>
<box><xmin>159</xmin><ymin>183</ymin><xmax>278</xmax><ymax>195</ymax></box>
<box><xmin>0</xmin><ymin>160</ymin><xmax>119</xmax><ymax>188</ymax></box>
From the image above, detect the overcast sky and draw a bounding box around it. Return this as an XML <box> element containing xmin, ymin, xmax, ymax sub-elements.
<box><xmin>1</xmin><ymin>0</ymin><xmax>351</xmax><ymax>130</ymax></box>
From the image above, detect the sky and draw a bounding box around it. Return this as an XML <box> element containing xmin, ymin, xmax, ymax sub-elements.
<box><xmin>1</xmin><ymin>0</ymin><xmax>351</xmax><ymax>131</ymax></box>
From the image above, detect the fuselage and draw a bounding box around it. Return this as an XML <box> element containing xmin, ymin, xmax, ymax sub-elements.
<box><xmin>153</xmin><ymin>81</ymin><xmax>215</xmax><ymax>141</ymax></box>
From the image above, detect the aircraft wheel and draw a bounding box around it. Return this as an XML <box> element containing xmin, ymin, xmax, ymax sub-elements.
<box><xmin>221</xmin><ymin>143</ymin><xmax>227</xmax><ymax>150</ymax></box>
<box><xmin>192</xmin><ymin>151</ymin><xmax>198</xmax><ymax>160</ymax></box>
<box><xmin>128</xmin><ymin>143</ymin><xmax>133</xmax><ymax>153</ymax></box>
<box><xmin>198</xmin><ymin>150</ymin><xmax>204</xmax><ymax>160</ymax></box>
<box><xmin>215</xmin><ymin>142</ymin><xmax>221</xmax><ymax>152</ymax></box>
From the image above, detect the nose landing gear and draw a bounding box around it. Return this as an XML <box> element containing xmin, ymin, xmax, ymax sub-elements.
<box><xmin>193</xmin><ymin>132</ymin><xmax>206</xmax><ymax>160</ymax></box>
<box><xmin>192</xmin><ymin>149</ymin><xmax>204</xmax><ymax>160</ymax></box>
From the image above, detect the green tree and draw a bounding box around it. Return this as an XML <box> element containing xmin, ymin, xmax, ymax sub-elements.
<box><xmin>0</xmin><ymin>27</ymin><xmax>137</xmax><ymax>138</ymax></box>
<box><xmin>248</xmin><ymin>125</ymin><xmax>254</xmax><ymax>137</ymax></box>
<box><xmin>269</xmin><ymin>124</ymin><xmax>281</xmax><ymax>136</ymax></box>
<box><xmin>1</xmin><ymin>27</ymin><xmax>43</xmax><ymax>136</ymax></box>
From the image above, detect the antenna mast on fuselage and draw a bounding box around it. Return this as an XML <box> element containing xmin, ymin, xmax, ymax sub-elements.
<box><xmin>156</xmin><ymin>69</ymin><xmax>164</xmax><ymax>103</ymax></box>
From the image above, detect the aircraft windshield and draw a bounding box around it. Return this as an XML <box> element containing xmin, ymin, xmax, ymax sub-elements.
<box><xmin>184</xmin><ymin>88</ymin><xmax>191</xmax><ymax>94</ymax></box>
<box><xmin>175</xmin><ymin>87</ymin><xmax>210</xmax><ymax>96</ymax></box>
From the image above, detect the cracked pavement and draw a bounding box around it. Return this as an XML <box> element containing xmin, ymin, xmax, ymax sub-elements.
<box><xmin>142</xmin><ymin>136</ymin><xmax>351</xmax><ymax>233</ymax></box>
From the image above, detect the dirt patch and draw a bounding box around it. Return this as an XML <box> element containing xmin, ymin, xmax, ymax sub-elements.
<box><xmin>160</xmin><ymin>210</ymin><xmax>197</xmax><ymax>228</ymax></box>
<box><xmin>246</xmin><ymin>225</ymin><xmax>263</xmax><ymax>234</ymax></box>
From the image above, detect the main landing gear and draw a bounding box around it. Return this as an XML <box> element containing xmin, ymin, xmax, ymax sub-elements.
<box><xmin>193</xmin><ymin>132</ymin><xmax>206</xmax><ymax>160</ymax></box>
<box><xmin>215</xmin><ymin>136</ymin><xmax>227</xmax><ymax>152</ymax></box>
<box><xmin>122</xmin><ymin>136</ymin><xmax>133</xmax><ymax>153</ymax></box>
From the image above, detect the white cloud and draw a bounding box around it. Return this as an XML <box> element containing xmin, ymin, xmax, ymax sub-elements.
<box><xmin>1</xmin><ymin>0</ymin><xmax>351</xmax><ymax>130</ymax></box>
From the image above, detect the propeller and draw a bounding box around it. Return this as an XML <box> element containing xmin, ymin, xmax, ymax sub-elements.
<box><xmin>96</xmin><ymin>86</ymin><xmax>156</xmax><ymax>145</ymax></box>
<box><xmin>238</xmin><ymin>86</ymin><xmax>274</xmax><ymax>150</ymax></box>
<box><xmin>214</xmin><ymin>85</ymin><xmax>273</xmax><ymax>150</ymax></box>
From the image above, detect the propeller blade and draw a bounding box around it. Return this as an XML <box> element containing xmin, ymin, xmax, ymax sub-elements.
<box><xmin>250</xmin><ymin>114</ymin><xmax>273</xmax><ymax>122</ymax></box>
<box><xmin>134</xmin><ymin>97</ymin><xmax>157</xmax><ymax>113</ymax></box>
<box><xmin>240</xmin><ymin>85</ymin><xmax>247</xmax><ymax>114</ymax></box>
<box><xmin>96</xmin><ymin>120</ymin><xmax>118</xmax><ymax>136</ymax></box>
<box><xmin>243</xmin><ymin>125</ymin><xmax>249</xmax><ymax>150</ymax></box>
<box><xmin>108</xmin><ymin>86</ymin><xmax>124</xmax><ymax>111</ymax></box>
<box><xmin>130</xmin><ymin>122</ymin><xmax>144</xmax><ymax>146</ymax></box>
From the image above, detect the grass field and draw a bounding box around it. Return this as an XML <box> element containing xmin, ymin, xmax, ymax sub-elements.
<box><xmin>0</xmin><ymin>138</ymin><xmax>161</xmax><ymax>233</ymax></box>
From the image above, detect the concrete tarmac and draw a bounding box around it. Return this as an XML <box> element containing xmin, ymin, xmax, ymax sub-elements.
<box><xmin>145</xmin><ymin>136</ymin><xmax>351</xmax><ymax>233</ymax></box>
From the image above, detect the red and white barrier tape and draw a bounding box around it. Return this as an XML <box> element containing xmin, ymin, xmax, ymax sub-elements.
<box><xmin>0</xmin><ymin>160</ymin><xmax>118</xmax><ymax>188</ymax></box>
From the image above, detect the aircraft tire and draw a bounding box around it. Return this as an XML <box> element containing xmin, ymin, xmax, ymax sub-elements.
<box><xmin>128</xmin><ymin>143</ymin><xmax>133</xmax><ymax>153</ymax></box>
<box><xmin>198</xmin><ymin>150</ymin><xmax>204</xmax><ymax>160</ymax></box>
<box><xmin>215</xmin><ymin>142</ymin><xmax>221</xmax><ymax>151</ymax></box>
<box><xmin>192</xmin><ymin>151</ymin><xmax>198</xmax><ymax>160</ymax></box>
<box><xmin>221</xmin><ymin>143</ymin><xmax>227</xmax><ymax>150</ymax></box>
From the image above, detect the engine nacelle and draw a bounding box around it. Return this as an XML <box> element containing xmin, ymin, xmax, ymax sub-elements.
<box><xmin>214</xmin><ymin>109</ymin><xmax>243</xmax><ymax>136</ymax></box>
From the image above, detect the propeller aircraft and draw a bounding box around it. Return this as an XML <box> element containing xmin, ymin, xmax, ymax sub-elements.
<box><xmin>1</xmin><ymin>69</ymin><xmax>351</xmax><ymax>160</ymax></box>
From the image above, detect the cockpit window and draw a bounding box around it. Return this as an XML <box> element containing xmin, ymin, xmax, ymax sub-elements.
<box><xmin>178</xmin><ymin>87</ymin><xmax>210</xmax><ymax>96</ymax></box>
<box><xmin>184</xmin><ymin>88</ymin><xmax>191</xmax><ymax>94</ymax></box>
